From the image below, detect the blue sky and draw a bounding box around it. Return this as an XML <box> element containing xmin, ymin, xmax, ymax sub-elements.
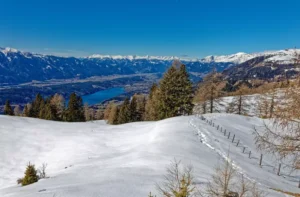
<box><xmin>0</xmin><ymin>0</ymin><xmax>300</xmax><ymax>58</ymax></box>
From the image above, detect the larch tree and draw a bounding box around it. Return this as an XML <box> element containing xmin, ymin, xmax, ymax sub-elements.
<box><xmin>227</xmin><ymin>84</ymin><xmax>250</xmax><ymax>115</ymax></box>
<box><xmin>195</xmin><ymin>71</ymin><xmax>224</xmax><ymax>114</ymax></box>
<box><xmin>108</xmin><ymin>104</ymin><xmax>119</xmax><ymax>125</ymax></box>
<box><xmin>14</xmin><ymin>105</ymin><xmax>21</xmax><ymax>116</ymax></box>
<box><xmin>104</xmin><ymin>102</ymin><xmax>114</xmax><ymax>120</ymax></box>
<box><xmin>145</xmin><ymin>83</ymin><xmax>160</xmax><ymax>121</ymax></box>
<box><xmin>255</xmin><ymin>80</ymin><xmax>300</xmax><ymax>171</ymax></box>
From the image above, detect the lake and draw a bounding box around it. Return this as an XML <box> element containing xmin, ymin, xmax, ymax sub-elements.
<box><xmin>81</xmin><ymin>87</ymin><xmax>125</xmax><ymax>105</ymax></box>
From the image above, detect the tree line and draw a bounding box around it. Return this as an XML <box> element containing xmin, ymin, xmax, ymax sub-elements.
<box><xmin>3</xmin><ymin>92</ymin><xmax>102</xmax><ymax>122</ymax></box>
<box><xmin>104</xmin><ymin>61</ymin><xmax>194</xmax><ymax>124</ymax></box>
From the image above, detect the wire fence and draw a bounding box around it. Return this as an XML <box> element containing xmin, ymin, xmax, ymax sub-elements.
<box><xmin>192</xmin><ymin>114</ymin><xmax>300</xmax><ymax>188</ymax></box>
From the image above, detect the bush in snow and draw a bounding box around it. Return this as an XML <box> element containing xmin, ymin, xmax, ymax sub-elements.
<box><xmin>19</xmin><ymin>162</ymin><xmax>39</xmax><ymax>186</ymax></box>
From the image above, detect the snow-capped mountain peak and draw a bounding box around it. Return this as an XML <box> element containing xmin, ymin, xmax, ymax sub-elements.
<box><xmin>201</xmin><ymin>52</ymin><xmax>258</xmax><ymax>64</ymax></box>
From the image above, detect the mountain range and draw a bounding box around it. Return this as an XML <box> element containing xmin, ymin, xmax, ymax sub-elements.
<box><xmin>0</xmin><ymin>47</ymin><xmax>299</xmax><ymax>85</ymax></box>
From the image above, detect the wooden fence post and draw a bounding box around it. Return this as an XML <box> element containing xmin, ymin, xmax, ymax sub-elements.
<box><xmin>259</xmin><ymin>154</ymin><xmax>263</xmax><ymax>167</ymax></box>
<box><xmin>236</xmin><ymin>140</ymin><xmax>240</xmax><ymax>147</ymax></box>
<box><xmin>228</xmin><ymin>132</ymin><xmax>231</xmax><ymax>139</ymax></box>
<box><xmin>224</xmin><ymin>130</ymin><xmax>226</xmax><ymax>136</ymax></box>
<box><xmin>217</xmin><ymin>125</ymin><xmax>219</xmax><ymax>130</ymax></box>
<box><xmin>277</xmin><ymin>163</ymin><xmax>281</xmax><ymax>176</ymax></box>
<box><xmin>232</xmin><ymin>134</ymin><xmax>235</xmax><ymax>143</ymax></box>
<box><xmin>243</xmin><ymin>147</ymin><xmax>246</xmax><ymax>153</ymax></box>
<box><xmin>249</xmin><ymin>151</ymin><xmax>251</xmax><ymax>158</ymax></box>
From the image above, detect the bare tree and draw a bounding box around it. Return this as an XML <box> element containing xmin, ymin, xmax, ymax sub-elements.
<box><xmin>226</xmin><ymin>84</ymin><xmax>250</xmax><ymax>115</ymax></box>
<box><xmin>37</xmin><ymin>163</ymin><xmax>48</xmax><ymax>179</ymax></box>
<box><xmin>255</xmin><ymin>83</ymin><xmax>300</xmax><ymax>170</ymax></box>
<box><xmin>156</xmin><ymin>159</ymin><xmax>198</xmax><ymax>197</ymax></box>
<box><xmin>195</xmin><ymin>71</ymin><xmax>224</xmax><ymax>114</ymax></box>
<box><xmin>205</xmin><ymin>157</ymin><xmax>267</xmax><ymax>197</ymax></box>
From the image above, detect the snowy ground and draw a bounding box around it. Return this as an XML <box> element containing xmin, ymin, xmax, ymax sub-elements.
<box><xmin>0</xmin><ymin>114</ymin><xmax>299</xmax><ymax>197</ymax></box>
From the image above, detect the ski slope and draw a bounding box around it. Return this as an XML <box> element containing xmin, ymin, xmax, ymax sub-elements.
<box><xmin>0</xmin><ymin>114</ymin><xmax>299</xmax><ymax>197</ymax></box>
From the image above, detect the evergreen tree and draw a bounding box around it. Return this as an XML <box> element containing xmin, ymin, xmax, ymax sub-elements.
<box><xmin>177</xmin><ymin>64</ymin><xmax>194</xmax><ymax>115</ymax></box>
<box><xmin>21</xmin><ymin>163</ymin><xmax>39</xmax><ymax>186</ymax></box>
<box><xmin>65</xmin><ymin>93</ymin><xmax>85</xmax><ymax>122</ymax></box>
<box><xmin>129</xmin><ymin>96</ymin><xmax>138</xmax><ymax>122</ymax></box>
<box><xmin>136</xmin><ymin>95</ymin><xmax>146</xmax><ymax>121</ymax></box>
<box><xmin>158</xmin><ymin>65</ymin><xmax>178</xmax><ymax>119</ymax></box>
<box><xmin>117</xmin><ymin>98</ymin><xmax>131</xmax><ymax>124</ymax></box>
<box><xmin>29</xmin><ymin>94</ymin><xmax>44</xmax><ymax>117</ymax></box>
<box><xmin>4</xmin><ymin>100</ymin><xmax>14</xmax><ymax>116</ymax></box>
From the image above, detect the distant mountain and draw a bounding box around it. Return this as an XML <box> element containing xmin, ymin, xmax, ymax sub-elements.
<box><xmin>1</xmin><ymin>47</ymin><xmax>299</xmax><ymax>85</ymax></box>
<box><xmin>222</xmin><ymin>49</ymin><xmax>300</xmax><ymax>81</ymax></box>
<box><xmin>0</xmin><ymin>47</ymin><xmax>233</xmax><ymax>85</ymax></box>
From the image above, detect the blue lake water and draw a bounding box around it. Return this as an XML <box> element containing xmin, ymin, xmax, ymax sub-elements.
<box><xmin>81</xmin><ymin>87</ymin><xmax>125</xmax><ymax>105</ymax></box>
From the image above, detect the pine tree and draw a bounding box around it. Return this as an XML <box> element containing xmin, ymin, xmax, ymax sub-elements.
<box><xmin>136</xmin><ymin>95</ymin><xmax>146</xmax><ymax>121</ymax></box>
<box><xmin>29</xmin><ymin>93</ymin><xmax>44</xmax><ymax>117</ymax></box>
<box><xmin>65</xmin><ymin>93</ymin><xmax>85</xmax><ymax>122</ymax></box>
<box><xmin>4</xmin><ymin>100</ymin><xmax>14</xmax><ymax>116</ymax></box>
<box><xmin>129</xmin><ymin>96</ymin><xmax>138</xmax><ymax>122</ymax></box>
<box><xmin>118</xmin><ymin>98</ymin><xmax>131</xmax><ymax>124</ymax></box>
<box><xmin>177</xmin><ymin>64</ymin><xmax>194</xmax><ymax>116</ymax></box>
<box><xmin>21</xmin><ymin>163</ymin><xmax>39</xmax><ymax>186</ymax></box>
<box><xmin>158</xmin><ymin>65</ymin><xmax>179</xmax><ymax>119</ymax></box>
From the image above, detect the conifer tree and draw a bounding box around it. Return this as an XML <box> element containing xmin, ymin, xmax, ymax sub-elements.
<box><xmin>104</xmin><ymin>102</ymin><xmax>113</xmax><ymax>120</ymax></box>
<box><xmin>145</xmin><ymin>84</ymin><xmax>160</xmax><ymax>121</ymax></box>
<box><xmin>158</xmin><ymin>66</ymin><xmax>179</xmax><ymax>119</ymax></box>
<box><xmin>29</xmin><ymin>93</ymin><xmax>44</xmax><ymax>117</ymax></box>
<box><xmin>65</xmin><ymin>93</ymin><xmax>85</xmax><ymax>122</ymax></box>
<box><xmin>23</xmin><ymin>103</ymin><xmax>31</xmax><ymax>117</ymax></box>
<box><xmin>177</xmin><ymin>64</ymin><xmax>194</xmax><ymax>115</ymax></box>
<box><xmin>108</xmin><ymin>104</ymin><xmax>119</xmax><ymax>124</ymax></box>
<box><xmin>118</xmin><ymin>98</ymin><xmax>131</xmax><ymax>124</ymax></box>
<box><xmin>4</xmin><ymin>100</ymin><xmax>14</xmax><ymax>116</ymax></box>
<box><xmin>50</xmin><ymin>93</ymin><xmax>65</xmax><ymax>119</ymax></box>
<box><xmin>14</xmin><ymin>105</ymin><xmax>21</xmax><ymax>116</ymax></box>
<box><xmin>136</xmin><ymin>95</ymin><xmax>146</xmax><ymax>121</ymax></box>
<box><xmin>21</xmin><ymin>163</ymin><xmax>39</xmax><ymax>186</ymax></box>
<box><xmin>129</xmin><ymin>96</ymin><xmax>138</xmax><ymax>122</ymax></box>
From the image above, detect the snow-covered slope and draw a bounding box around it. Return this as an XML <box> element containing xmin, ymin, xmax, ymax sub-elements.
<box><xmin>0</xmin><ymin>115</ymin><xmax>299</xmax><ymax>196</ymax></box>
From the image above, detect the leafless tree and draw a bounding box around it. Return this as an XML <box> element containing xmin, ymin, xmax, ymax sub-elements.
<box><xmin>195</xmin><ymin>71</ymin><xmax>224</xmax><ymax>113</ymax></box>
<box><xmin>226</xmin><ymin>84</ymin><xmax>250</xmax><ymax>115</ymax></box>
<box><xmin>255</xmin><ymin>83</ymin><xmax>300</xmax><ymax>170</ymax></box>
<box><xmin>156</xmin><ymin>159</ymin><xmax>198</xmax><ymax>197</ymax></box>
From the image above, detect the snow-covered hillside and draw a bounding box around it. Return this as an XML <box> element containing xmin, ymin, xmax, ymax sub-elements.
<box><xmin>0</xmin><ymin>115</ymin><xmax>299</xmax><ymax>197</ymax></box>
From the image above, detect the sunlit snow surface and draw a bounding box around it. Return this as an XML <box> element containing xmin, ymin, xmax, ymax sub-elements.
<box><xmin>0</xmin><ymin>114</ymin><xmax>299</xmax><ymax>196</ymax></box>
